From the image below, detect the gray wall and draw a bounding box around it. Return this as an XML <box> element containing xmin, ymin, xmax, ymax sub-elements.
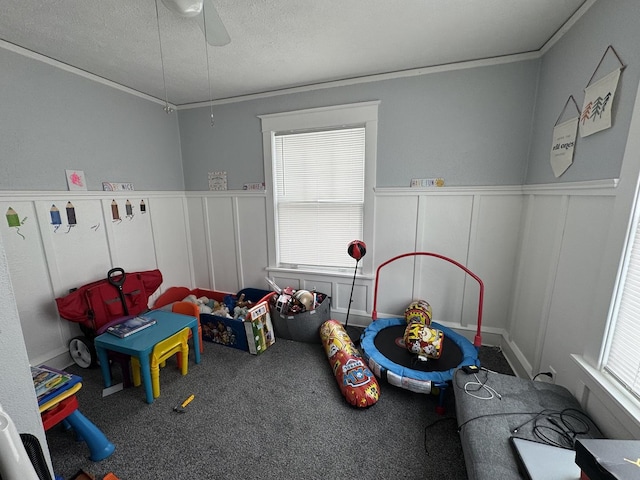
<box><xmin>3</xmin><ymin>2</ymin><xmax>640</xmax><ymax>192</ymax></box>
<box><xmin>179</xmin><ymin>60</ymin><xmax>539</xmax><ymax>190</ymax></box>
<box><xmin>0</xmin><ymin>48</ymin><xmax>185</xmax><ymax>192</ymax></box>
<box><xmin>526</xmin><ymin>0</ymin><xmax>640</xmax><ymax>184</ymax></box>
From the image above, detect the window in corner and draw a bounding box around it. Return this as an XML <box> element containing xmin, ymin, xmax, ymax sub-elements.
<box><xmin>603</xmin><ymin>205</ymin><xmax>640</xmax><ymax>401</ymax></box>
<box><xmin>259</xmin><ymin>102</ymin><xmax>378</xmax><ymax>272</ymax></box>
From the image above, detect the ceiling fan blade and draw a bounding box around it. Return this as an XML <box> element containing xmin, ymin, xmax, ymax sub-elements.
<box><xmin>160</xmin><ymin>0</ymin><xmax>203</xmax><ymax>17</ymax></box>
<box><xmin>197</xmin><ymin>0</ymin><xmax>231</xmax><ymax>46</ymax></box>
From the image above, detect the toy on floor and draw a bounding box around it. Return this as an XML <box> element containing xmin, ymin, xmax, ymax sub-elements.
<box><xmin>173</xmin><ymin>394</ymin><xmax>195</xmax><ymax>413</ymax></box>
<box><xmin>320</xmin><ymin>319</ymin><xmax>379</xmax><ymax>408</ymax></box>
<box><xmin>69</xmin><ymin>470</ymin><xmax>122</xmax><ymax>480</ymax></box>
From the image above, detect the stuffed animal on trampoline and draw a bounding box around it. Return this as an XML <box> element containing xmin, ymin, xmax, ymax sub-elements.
<box><xmin>402</xmin><ymin>299</ymin><xmax>444</xmax><ymax>362</ymax></box>
<box><xmin>403</xmin><ymin>312</ymin><xmax>444</xmax><ymax>362</ymax></box>
<box><xmin>404</xmin><ymin>299</ymin><xmax>433</xmax><ymax>326</ymax></box>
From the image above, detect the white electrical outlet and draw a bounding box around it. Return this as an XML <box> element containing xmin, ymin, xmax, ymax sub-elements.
<box><xmin>548</xmin><ymin>365</ymin><xmax>557</xmax><ymax>383</ymax></box>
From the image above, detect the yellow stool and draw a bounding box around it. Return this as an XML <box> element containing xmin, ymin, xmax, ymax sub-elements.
<box><xmin>131</xmin><ymin>327</ymin><xmax>190</xmax><ymax>398</ymax></box>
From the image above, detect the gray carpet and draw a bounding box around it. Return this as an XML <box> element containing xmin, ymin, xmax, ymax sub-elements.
<box><xmin>45</xmin><ymin>334</ymin><xmax>513</xmax><ymax>480</ymax></box>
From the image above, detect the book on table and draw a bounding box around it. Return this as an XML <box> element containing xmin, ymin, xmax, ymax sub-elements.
<box><xmin>106</xmin><ymin>315</ymin><xmax>156</xmax><ymax>338</ymax></box>
<box><xmin>31</xmin><ymin>365</ymin><xmax>73</xmax><ymax>402</ymax></box>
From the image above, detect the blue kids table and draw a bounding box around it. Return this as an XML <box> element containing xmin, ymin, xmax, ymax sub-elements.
<box><xmin>94</xmin><ymin>310</ymin><xmax>201</xmax><ymax>404</ymax></box>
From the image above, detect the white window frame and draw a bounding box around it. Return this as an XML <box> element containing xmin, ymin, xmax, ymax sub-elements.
<box><xmin>601</xmin><ymin>188</ymin><xmax>640</xmax><ymax>401</ymax></box>
<box><xmin>572</xmin><ymin>80</ymin><xmax>640</xmax><ymax>435</ymax></box>
<box><xmin>259</xmin><ymin>101</ymin><xmax>379</xmax><ymax>277</ymax></box>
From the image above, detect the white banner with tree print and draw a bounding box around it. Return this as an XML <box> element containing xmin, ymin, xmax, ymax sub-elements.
<box><xmin>580</xmin><ymin>68</ymin><xmax>621</xmax><ymax>138</ymax></box>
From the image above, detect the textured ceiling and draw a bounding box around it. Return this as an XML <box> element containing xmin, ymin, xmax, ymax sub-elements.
<box><xmin>0</xmin><ymin>0</ymin><xmax>592</xmax><ymax>107</ymax></box>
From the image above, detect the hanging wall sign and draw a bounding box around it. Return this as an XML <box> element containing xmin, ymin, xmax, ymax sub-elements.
<box><xmin>580</xmin><ymin>68</ymin><xmax>621</xmax><ymax>138</ymax></box>
<box><xmin>66</xmin><ymin>170</ymin><xmax>87</xmax><ymax>191</ymax></box>
<box><xmin>551</xmin><ymin>117</ymin><xmax>579</xmax><ymax>178</ymax></box>
<box><xmin>208</xmin><ymin>171</ymin><xmax>227</xmax><ymax>191</ymax></box>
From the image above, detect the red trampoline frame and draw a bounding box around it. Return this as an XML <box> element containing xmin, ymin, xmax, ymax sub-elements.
<box><xmin>371</xmin><ymin>252</ymin><xmax>484</xmax><ymax>348</ymax></box>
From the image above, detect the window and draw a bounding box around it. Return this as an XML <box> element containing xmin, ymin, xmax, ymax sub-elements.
<box><xmin>259</xmin><ymin>101</ymin><xmax>378</xmax><ymax>273</ymax></box>
<box><xmin>274</xmin><ymin>128</ymin><xmax>365</xmax><ymax>268</ymax></box>
<box><xmin>603</xmin><ymin>202</ymin><xmax>640</xmax><ymax>401</ymax></box>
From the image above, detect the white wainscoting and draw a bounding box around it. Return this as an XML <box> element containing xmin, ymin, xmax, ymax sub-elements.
<box><xmin>185</xmin><ymin>192</ymin><xmax>270</xmax><ymax>294</ymax></box>
<box><xmin>371</xmin><ymin>187</ymin><xmax>523</xmax><ymax>346</ymax></box>
<box><xmin>505</xmin><ymin>180</ymin><xmax>618</xmax><ymax>380</ymax></box>
<box><xmin>0</xmin><ymin>182</ymin><xmax>618</xmax><ymax>375</ymax></box>
<box><xmin>0</xmin><ymin>191</ymin><xmax>195</xmax><ymax>367</ymax></box>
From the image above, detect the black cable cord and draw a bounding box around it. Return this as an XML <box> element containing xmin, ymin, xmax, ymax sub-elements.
<box><xmin>457</xmin><ymin>406</ymin><xmax>596</xmax><ymax>443</ymax></box>
<box><xmin>511</xmin><ymin>409</ymin><xmax>555</xmax><ymax>433</ymax></box>
<box><xmin>457</xmin><ymin>411</ymin><xmax>545</xmax><ymax>432</ymax></box>
<box><xmin>530</xmin><ymin>408</ymin><xmax>593</xmax><ymax>449</ymax></box>
<box><xmin>532</xmin><ymin>371</ymin><xmax>553</xmax><ymax>381</ymax></box>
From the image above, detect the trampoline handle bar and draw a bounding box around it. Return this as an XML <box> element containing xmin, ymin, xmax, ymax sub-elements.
<box><xmin>371</xmin><ymin>252</ymin><xmax>484</xmax><ymax>348</ymax></box>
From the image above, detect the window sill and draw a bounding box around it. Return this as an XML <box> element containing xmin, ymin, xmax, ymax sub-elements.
<box><xmin>266</xmin><ymin>265</ymin><xmax>374</xmax><ymax>281</ymax></box>
<box><xmin>571</xmin><ymin>354</ymin><xmax>640</xmax><ymax>432</ymax></box>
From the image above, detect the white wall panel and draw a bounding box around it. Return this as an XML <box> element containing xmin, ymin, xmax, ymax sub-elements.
<box><xmin>148</xmin><ymin>196</ymin><xmax>193</xmax><ymax>293</ymax></box>
<box><xmin>36</xmin><ymin>198</ymin><xmax>112</xmax><ymax>295</ymax></box>
<box><xmin>205</xmin><ymin>196</ymin><xmax>239</xmax><ymax>292</ymax></box>
<box><xmin>1</xmin><ymin>192</ymin><xmax>195</xmax><ymax>366</ymax></box>
<box><xmin>414</xmin><ymin>195</ymin><xmax>473</xmax><ymax>326</ymax></box>
<box><xmin>540</xmin><ymin>195</ymin><xmax>614</xmax><ymax>383</ymax></box>
<box><xmin>467</xmin><ymin>195</ymin><xmax>523</xmax><ymax>331</ymax></box>
<box><xmin>373</xmin><ymin>195</ymin><xmax>419</xmax><ymax>317</ymax></box>
<box><xmin>508</xmin><ymin>195</ymin><xmax>565</xmax><ymax>373</ymax></box>
<box><xmin>236</xmin><ymin>196</ymin><xmax>269</xmax><ymax>289</ymax></box>
<box><xmin>0</xmin><ymin>201</ymin><xmax>68</xmax><ymax>364</ymax></box>
<box><xmin>186</xmin><ymin>197</ymin><xmax>211</xmax><ymax>289</ymax></box>
<box><xmin>103</xmin><ymin>197</ymin><xmax>157</xmax><ymax>272</ymax></box>
<box><xmin>335</xmin><ymin>281</ymin><xmax>368</xmax><ymax>317</ymax></box>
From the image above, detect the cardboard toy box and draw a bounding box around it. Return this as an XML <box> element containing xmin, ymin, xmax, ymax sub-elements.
<box><xmin>195</xmin><ymin>287</ymin><xmax>273</xmax><ymax>353</ymax></box>
<box><xmin>244</xmin><ymin>299</ymin><xmax>276</xmax><ymax>355</ymax></box>
<box><xmin>270</xmin><ymin>293</ymin><xmax>330</xmax><ymax>343</ymax></box>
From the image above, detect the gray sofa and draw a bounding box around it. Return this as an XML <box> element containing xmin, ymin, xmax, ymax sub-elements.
<box><xmin>453</xmin><ymin>369</ymin><xmax>603</xmax><ymax>480</ymax></box>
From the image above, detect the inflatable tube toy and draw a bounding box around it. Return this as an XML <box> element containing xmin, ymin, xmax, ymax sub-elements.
<box><xmin>320</xmin><ymin>320</ymin><xmax>380</xmax><ymax>408</ymax></box>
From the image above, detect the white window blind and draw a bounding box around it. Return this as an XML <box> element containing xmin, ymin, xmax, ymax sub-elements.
<box><xmin>274</xmin><ymin>127</ymin><xmax>365</xmax><ymax>269</ymax></box>
<box><xmin>605</xmin><ymin>215</ymin><xmax>640</xmax><ymax>400</ymax></box>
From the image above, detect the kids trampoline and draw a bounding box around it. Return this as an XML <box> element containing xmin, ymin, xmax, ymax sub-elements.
<box><xmin>360</xmin><ymin>252</ymin><xmax>483</xmax><ymax>412</ymax></box>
